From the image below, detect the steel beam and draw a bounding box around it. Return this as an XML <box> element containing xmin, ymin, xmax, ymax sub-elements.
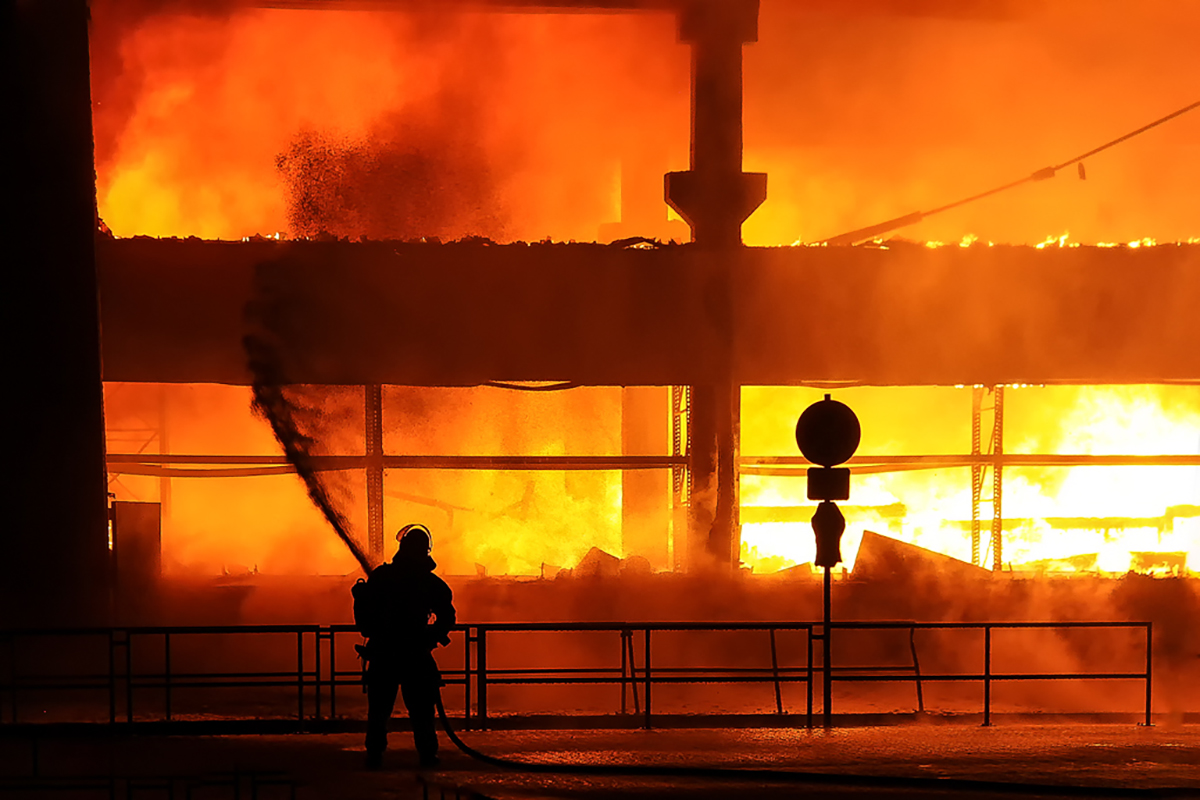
<box><xmin>364</xmin><ymin>385</ymin><xmax>385</xmax><ymax>561</ymax></box>
<box><xmin>991</xmin><ymin>386</ymin><xmax>1005</xmax><ymax>571</ymax></box>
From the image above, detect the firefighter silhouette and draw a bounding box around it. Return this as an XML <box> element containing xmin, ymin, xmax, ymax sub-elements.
<box><xmin>356</xmin><ymin>524</ymin><xmax>455</xmax><ymax>769</ymax></box>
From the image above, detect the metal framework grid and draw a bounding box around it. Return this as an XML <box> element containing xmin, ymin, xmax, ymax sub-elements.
<box><xmin>105</xmin><ymin>384</ymin><xmax>1199</xmax><ymax>574</ymax></box>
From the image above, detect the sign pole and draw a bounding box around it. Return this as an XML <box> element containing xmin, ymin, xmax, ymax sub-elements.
<box><xmin>795</xmin><ymin>393</ymin><xmax>860</xmax><ymax>732</ymax></box>
<box><xmin>823</xmin><ymin>564</ymin><xmax>832</xmax><ymax>728</ymax></box>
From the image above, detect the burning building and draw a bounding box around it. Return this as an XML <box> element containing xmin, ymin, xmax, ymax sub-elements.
<box><xmin>7</xmin><ymin>0</ymin><xmax>1199</xmax><ymax>629</ymax></box>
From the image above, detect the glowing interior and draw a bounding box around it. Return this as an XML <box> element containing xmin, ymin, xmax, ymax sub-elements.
<box><xmin>103</xmin><ymin>383</ymin><xmax>1199</xmax><ymax>576</ymax></box>
<box><xmin>93</xmin><ymin>2</ymin><xmax>1198</xmax><ymax>577</ymax></box>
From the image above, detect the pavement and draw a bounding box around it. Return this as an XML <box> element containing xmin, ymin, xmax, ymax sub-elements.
<box><xmin>2</xmin><ymin>722</ymin><xmax>1197</xmax><ymax>799</ymax></box>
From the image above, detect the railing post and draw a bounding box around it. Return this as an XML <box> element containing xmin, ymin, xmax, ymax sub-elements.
<box><xmin>908</xmin><ymin>626</ymin><xmax>924</xmax><ymax>714</ymax></box>
<box><xmin>464</xmin><ymin>627</ymin><xmax>472</xmax><ymax>725</ymax></box>
<box><xmin>1144</xmin><ymin>621</ymin><xmax>1153</xmax><ymax>727</ymax></box>
<box><xmin>164</xmin><ymin>633</ymin><xmax>171</xmax><ymax>723</ymax></box>
<box><xmin>643</xmin><ymin>628</ymin><xmax>652</xmax><ymax>730</ymax></box>
<box><xmin>769</xmin><ymin>628</ymin><xmax>783</xmax><ymax>715</ymax></box>
<box><xmin>620</xmin><ymin>630</ymin><xmax>628</xmax><ymax>715</ymax></box>
<box><xmin>806</xmin><ymin>626</ymin><xmax>813</xmax><ymax>728</ymax></box>
<box><xmin>983</xmin><ymin>626</ymin><xmax>992</xmax><ymax>727</ymax></box>
<box><xmin>330</xmin><ymin>627</ymin><xmax>338</xmax><ymax>720</ymax></box>
<box><xmin>297</xmin><ymin>630</ymin><xmax>304</xmax><ymax>724</ymax></box>
<box><xmin>314</xmin><ymin>629</ymin><xmax>322</xmax><ymax>722</ymax></box>
<box><xmin>625</xmin><ymin>630</ymin><xmax>640</xmax><ymax>714</ymax></box>
<box><xmin>108</xmin><ymin>631</ymin><xmax>116</xmax><ymax>725</ymax></box>
<box><xmin>477</xmin><ymin>628</ymin><xmax>488</xmax><ymax>727</ymax></box>
<box><xmin>125</xmin><ymin>631</ymin><xmax>134</xmax><ymax>724</ymax></box>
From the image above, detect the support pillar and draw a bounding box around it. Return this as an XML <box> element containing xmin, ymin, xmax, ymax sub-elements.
<box><xmin>7</xmin><ymin>0</ymin><xmax>111</xmax><ymax>625</ymax></box>
<box><xmin>970</xmin><ymin>387</ymin><xmax>983</xmax><ymax>567</ymax></box>
<box><xmin>714</xmin><ymin>382</ymin><xmax>740</xmax><ymax>566</ymax></box>
<box><xmin>686</xmin><ymin>378</ymin><xmax>741</xmax><ymax>568</ymax></box>
<box><xmin>665</xmin><ymin>0</ymin><xmax>764</xmax><ymax>570</ymax></box>
<box><xmin>970</xmin><ymin>385</ymin><xmax>1006</xmax><ymax>571</ymax></box>
<box><xmin>365</xmin><ymin>384</ymin><xmax>385</xmax><ymax>562</ymax></box>
<box><xmin>670</xmin><ymin>386</ymin><xmax>691</xmax><ymax>571</ymax></box>
<box><xmin>666</xmin><ymin>1</ymin><xmax>767</xmax><ymax>249</ymax></box>
<box><xmin>688</xmin><ymin>385</ymin><xmax>719</xmax><ymax>567</ymax></box>
<box><xmin>991</xmin><ymin>386</ymin><xmax>1005</xmax><ymax>571</ymax></box>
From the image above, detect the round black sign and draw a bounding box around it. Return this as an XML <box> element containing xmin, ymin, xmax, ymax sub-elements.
<box><xmin>795</xmin><ymin>394</ymin><xmax>861</xmax><ymax>467</ymax></box>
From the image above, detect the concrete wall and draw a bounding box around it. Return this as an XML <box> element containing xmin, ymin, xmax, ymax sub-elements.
<box><xmin>97</xmin><ymin>239</ymin><xmax>1200</xmax><ymax>387</ymax></box>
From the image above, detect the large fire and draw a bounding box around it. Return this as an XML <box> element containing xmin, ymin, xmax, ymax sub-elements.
<box><xmin>104</xmin><ymin>383</ymin><xmax>1199</xmax><ymax>577</ymax></box>
<box><xmin>93</xmin><ymin>1</ymin><xmax>1198</xmax><ymax>578</ymax></box>
<box><xmin>92</xmin><ymin>1</ymin><xmax>1199</xmax><ymax>246</ymax></box>
<box><xmin>739</xmin><ymin>384</ymin><xmax>1199</xmax><ymax>577</ymax></box>
<box><xmin>92</xmin><ymin>4</ymin><xmax>687</xmax><ymax>243</ymax></box>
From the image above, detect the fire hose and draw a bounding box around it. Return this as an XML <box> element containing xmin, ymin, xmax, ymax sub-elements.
<box><xmin>432</xmin><ymin>693</ymin><xmax>1191</xmax><ymax>798</ymax></box>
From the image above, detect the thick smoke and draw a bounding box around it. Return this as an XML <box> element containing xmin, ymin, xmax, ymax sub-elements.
<box><xmin>92</xmin><ymin>1</ymin><xmax>1198</xmax><ymax>243</ymax></box>
<box><xmin>275</xmin><ymin>107</ymin><xmax>506</xmax><ymax>242</ymax></box>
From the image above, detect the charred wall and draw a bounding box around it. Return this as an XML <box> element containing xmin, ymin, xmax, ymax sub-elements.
<box><xmin>97</xmin><ymin>239</ymin><xmax>1200</xmax><ymax>387</ymax></box>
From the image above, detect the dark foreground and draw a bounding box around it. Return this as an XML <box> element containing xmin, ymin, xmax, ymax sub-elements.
<box><xmin>2</xmin><ymin>723</ymin><xmax>1196</xmax><ymax>799</ymax></box>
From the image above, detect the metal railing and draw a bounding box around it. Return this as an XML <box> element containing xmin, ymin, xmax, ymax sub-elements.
<box><xmin>0</xmin><ymin>621</ymin><xmax>1152</xmax><ymax>729</ymax></box>
<box><xmin>441</xmin><ymin>622</ymin><xmax>818</xmax><ymax>729</ymax></box>
<box><xmin>0</xmin><ymin>771</ymin><xmax>297</xmax><ymax>799</ymax></box>
<box><xmin>825</xmin><ymin>621</ymin><xmax>1153</xmax><ymax>727</ymax></box>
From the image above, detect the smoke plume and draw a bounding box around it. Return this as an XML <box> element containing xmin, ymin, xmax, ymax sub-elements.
<box><xmin>275</xmin><ymin>104</ymin><xmax>506</xmax><ymax>242</ymax></box>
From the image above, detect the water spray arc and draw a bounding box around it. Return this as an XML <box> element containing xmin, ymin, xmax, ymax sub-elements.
<box><xmin>245</xmin><ymin>334</ymin><xmax>373</xmax><ymax>574</ymax></box>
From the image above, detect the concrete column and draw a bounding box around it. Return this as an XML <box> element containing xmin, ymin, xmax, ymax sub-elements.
<box><xmin>665</xmin><ymin>0</ymin><xmax>767</xmax><ymax>247</ymax></box>
<box><xmin>7</xmin><ymin>0</ymin><xmax>111</xmax><ymax>625</ymax></box>
<box><xmin>664</xmin><ymin>1</ymin><xmax>763</xmax><ymax>570</ymax></box>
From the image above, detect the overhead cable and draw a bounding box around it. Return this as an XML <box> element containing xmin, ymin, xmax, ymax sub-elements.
<box><xmin>820</xmin><ymin>99</ymin><xmax>1200</xmax><ymax>246</ymax></box>
<box><xmin>483</xmin><ymin>381</ymin><xmax>580</xmax><ymax>391</ymax></box>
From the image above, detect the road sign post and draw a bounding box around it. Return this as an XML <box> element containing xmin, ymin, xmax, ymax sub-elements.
<box><xmin>795</xmin><ymin>394</ymin><xmax>860</xmax><ymax>728</ymax></box>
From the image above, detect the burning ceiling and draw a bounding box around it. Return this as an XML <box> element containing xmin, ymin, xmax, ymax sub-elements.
<box><xmin>90</xmin><ymin>0</ymin><xmax>1199</xmax><ymax>245</ymax></box>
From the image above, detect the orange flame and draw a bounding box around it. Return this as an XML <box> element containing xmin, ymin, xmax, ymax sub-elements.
<box><xmin>740</xmin><ymin>385</ymin><xmax>1199</xmax><ymax>577</ymax></box>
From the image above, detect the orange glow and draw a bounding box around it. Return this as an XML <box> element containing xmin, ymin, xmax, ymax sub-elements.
<box><xmin>104</xmin><ymin>383</ymin><xmax>625</xmax><ymax>577</ymax></box>
<box><xmin>93</xmin><ymin>5</ymin><xmax>687</xmax><ymax>243</ymax></box>
<box><xmin>739</xmin><ymin>385</ymin><xmax>1200</xmax><ymax>577</ymax></box>
<box><xmin>92</xmin><ymin>2</ymin><xmax>1198</xmax><ymax>245</ymax></box>
<box><xmin>91</xmin><ymin>2</ymin><xmax>1199</xmax><ymax>578</ymax></box>
<box><xmin>105</xmin><ymin>383</ymin><xmax>1198</xmax><ymax>578</ymax></box>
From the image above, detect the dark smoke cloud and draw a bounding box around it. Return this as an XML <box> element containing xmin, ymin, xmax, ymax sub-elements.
<box><xmin>276</xmin><ymin>108</ymin><xmax>507</xmax><ymax>242</ymax></box>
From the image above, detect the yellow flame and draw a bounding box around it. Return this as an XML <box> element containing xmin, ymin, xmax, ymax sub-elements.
<box><xmin>739</xmin><ymin>385</ymin><xmax>1200</xmax><ymax>577</ymax></box>
<box><xmin>1035</xmin><ymin>231</ymin><xmax>1070</xmax><ymax>250</ymax></box>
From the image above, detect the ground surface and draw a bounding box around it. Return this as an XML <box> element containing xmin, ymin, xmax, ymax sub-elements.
<box><xmin>2</xmin><ymin>723</ymin><xmax>1197</xmax><ymax>799</ymax></box>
